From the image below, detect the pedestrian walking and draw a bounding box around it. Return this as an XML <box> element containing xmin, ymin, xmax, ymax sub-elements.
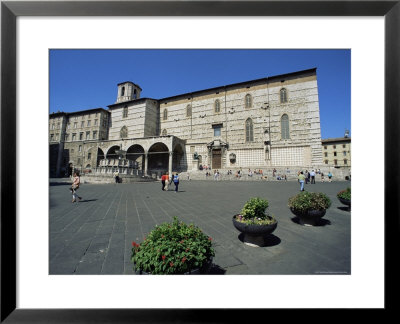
<box><xmin>173</xmin><ymin>172</ymin><xmax>180</xmax><ymax>192</ymax></box>
<box><xmin>161</xmin><ymin>173</ymin><xmax>166</xmax><ymax>191</ymax></box>
<box><xmin>310</xmin><ymin>169</ymin><xmax>316</xmax><ymax>184</ymax></box>
<box><xmin>165</xmin><ymin>172</ymin><xmax>170</xmax><ymax>191</ymax></box>
<box><xmin>70</xmin><ymin>172</ymin><xmax>82</xmax><ymax>202</ymax></box>
<box><xmin>298</xmin><ymin>171</ymin><xmax>305</xmax><ymax>191</ymax></box>
<box><xmin>328</xmin><ymin>172</ymin><xmax>333</xmax><ymax>182</ymax></box>
<box><xmin>321</xmin><ymin>172</ymin><xmax>325</xmax><ymax>182</ymax></box>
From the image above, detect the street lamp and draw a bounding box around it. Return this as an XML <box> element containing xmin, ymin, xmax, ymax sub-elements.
<box><xmin>261</xmin><ymin>102</ymin><xmax>271</xmax><ymax>161</ymax></box>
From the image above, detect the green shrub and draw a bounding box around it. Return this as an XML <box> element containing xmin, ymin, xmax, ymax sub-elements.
<box><xmin>288</xmin><ymin>192</ymin><xmax>331</xmax><ymax>213</ymax></box>
<box><xmin>237</xmin><ymin>197</ymin><xmax>276</xmax><ymax>225</ymax></box>
<box><xmin>131</xmin><ymin>217</ymin><xmax>214</xmax><ymax>274</ymax></box>
<box><xmin>337</xmin><ymin>187</ymin><xmax>351</xmax><ymax>200</ymax></box>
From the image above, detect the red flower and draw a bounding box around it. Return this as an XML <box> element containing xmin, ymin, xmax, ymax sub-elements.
<box><xmin>181</xmin><ymin>257</ymin><xmax>187</xmax><ymax>263</ymax></box>
<box><xmin>208</xmin><ymin>237</ymin><xmax>212</xmax><ymax>241</ymax></box>
<box><xmin>185</xmin><ymin>248</ymin><xmax>189</xmax><ymax>252</ymax></box>
<box><xmin>170</xmin><ymin>262</ymin><xmax>174</xmax><ymax>267</ymax></box>
<box><xmin>161</xmin><ymin>235</ymin><xmax>165</xmax><ymax>238</ymax></box>
<box><xmin>132</xmin><ymin>241</ymin><xmax>138</xmax><ymax>247</ymax></box>
<box><xmin>180</xmin><ymin>240</ymin><xmax>184</xmax><ymax>244</ymax></box>
<box><xmin>162</xmin><ymin>255</ymin><xmax>166</xmax><ymax>260</ymax></box>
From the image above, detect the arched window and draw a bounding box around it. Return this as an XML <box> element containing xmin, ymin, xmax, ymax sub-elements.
<box><xmin>120</xmin><ymin>126</ymin><xmax>128</xmax><ymax>139</ymax></box>
<box><xmin>163</xmin><ymin>109</ymin><xmax>168</xmax><ymax>120</ymax></box>
<box><xmin>280</xmin><ymin>88</ymin><xmax>288</xmax><ymax>103</ymax></box>
<box><xmin>215</xmin><ymin>99</ymin><xmax>220</xmax><ymax>113</ymax></box>
<box><xmin>162</xmin><ymin>129</ymin><xmax>167</xmax><ymax>136</ymax></box>
<box><xmin>186</xmin><ymin>104</ymin><xmax>192</xmax><ymax>117</ymax></box>
<box><xmin>245</xmin><ymin>118</ymin><xmax>254</xmax><ymax>142</ymax></box>
<box><xmin>245</xmin><ymin>94</ymin><xmax>252</xmax><ymax>108</ymax></box>
<box><xmin>123</xmin><ymin>106</ymin><xmax>128</xmax><ymax>118</ymax></box>
<box><xmin>281</xmin><ymin>114</ymin><xmax>290</xmax><ymax>139</ymax></box>
<box><xmin>121</xmin><ymin>86</ymin><xmax>125</xmax><ymax>96</ymax></box>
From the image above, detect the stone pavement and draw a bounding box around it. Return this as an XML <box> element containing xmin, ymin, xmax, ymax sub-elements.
<box><xmin>49</xmin><ymin>179</ymin><xmax>351</xmax><ymax>275</ymax></box>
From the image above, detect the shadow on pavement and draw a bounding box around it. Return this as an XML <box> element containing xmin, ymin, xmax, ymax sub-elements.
<box><xmin>49</xmin><ymin>182</ymin><xmax>71</xmax><ymax>186</ymax></box>
<box><xmin>337</xmin><ymin>206</ymin><xmax>351</xmax><ymax>212</ymax></box>
<box><xmin>290</xmin><ymin>217</ymin><xmax>332</xmax><ymax>226</ymax></box>
<box><xmin>208</xmin><ymin>264</ymin><xmax>226</xmax><ymax>274</ymax></box>
<box><xmin>237</xmin><ymin>233</ymin><xmax>281</xmax><ymax>247</ymax></box>
<box><xmin>77</xmin><ymin>199</ymin><xmax>98</xmax><ymax>203</ymax></box>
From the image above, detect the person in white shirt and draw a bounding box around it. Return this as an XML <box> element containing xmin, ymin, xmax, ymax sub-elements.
<box><xmin>310</xmin><ymin>170</ymin><xmax>316</xmax><ymax>184</ymax></box>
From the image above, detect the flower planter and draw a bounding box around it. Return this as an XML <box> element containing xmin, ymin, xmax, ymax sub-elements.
<box><xmin>338</xmin><ymin>197</ymin><xmax>351</xmax><ymax>210</ymax></box>
<box><xmin>134</xmin><ymin>257</ymin><xmax>213</xmax><ymax>275</ymax></box>
<box><xmin>290</xmin><ymin>208</ymin><xmax>326</xmax><ymax>226</ymax></box>
<box><xmin>232</xmin><ymin>215</ymin><xmax>277</xmax><ymax>247</ymax></box>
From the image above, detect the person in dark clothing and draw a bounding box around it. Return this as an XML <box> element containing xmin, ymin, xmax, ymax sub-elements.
<box><xmin>161</xmin><ymin>173</ymin><xmax>166</xmax><ymax>191</ymax></box>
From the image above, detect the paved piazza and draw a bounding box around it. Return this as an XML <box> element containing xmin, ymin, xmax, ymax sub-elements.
<box><xmin>49</xmin><ymin>180</ymin><xmax>351</xmax><ymax>275</ymax></box>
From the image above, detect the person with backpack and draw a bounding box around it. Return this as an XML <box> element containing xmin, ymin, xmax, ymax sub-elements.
<box><xmin>172</xmin><ymin>172</ymin><xmax>180</xmax><ymax>193</ymax></box>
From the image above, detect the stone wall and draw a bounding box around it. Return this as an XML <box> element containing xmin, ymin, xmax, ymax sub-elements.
<box><xmin>158</xmin><ymin>70</ymin><xmax>322</xmax><ymax>169</ymax></box>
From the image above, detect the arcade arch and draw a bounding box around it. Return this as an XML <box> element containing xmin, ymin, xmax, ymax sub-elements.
<box><xmin>97</xmin><ymin>147</ymin><xmax>105</xmax><ymax>166</ymax></box>
<box><xmin>106</xmin><ymin>145</ymin><xmax>120</xmax><ymax>159</ymax></box>
<box><xmin>126</xmin><ymin>144</ymin><xmax>145</xmax><ymax>170</ymax></box>
<box><xmin>148</xmin><ymin>142</ymin><xmax>169</xmax><ymax>172</ymax></box>
<box><xmin>172</xmin><ymin>144</ymin><xmax>186</xmax><ymax>172</ymax></box>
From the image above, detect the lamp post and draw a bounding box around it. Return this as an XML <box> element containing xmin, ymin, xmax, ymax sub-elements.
<box><xmin>261</xmin><ymin>102</ymin><xmax>271</xmax><ymax>162</ymax></box>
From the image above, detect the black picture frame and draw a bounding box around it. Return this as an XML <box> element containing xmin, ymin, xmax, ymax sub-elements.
<box><xmin>1</xmin><ymin>0</ymin><xmax>398</xmax><ymax>322</ymax></box>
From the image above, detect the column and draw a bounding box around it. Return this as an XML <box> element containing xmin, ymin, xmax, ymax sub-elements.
<box><xmin>144</xmin><ymin>153</ymin><xmax>148</xmax><ymax>176</ymax></box>
<box><xmin>168</xmin><ymin>151</ymin><xmax>173</xmax><ymax>176</ymax></box>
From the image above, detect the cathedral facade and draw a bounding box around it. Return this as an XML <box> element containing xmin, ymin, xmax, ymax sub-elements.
<box><xmin>49</xmin><ymin>68</ymin><xmax>323</xmax><ymax>178</ymax></box>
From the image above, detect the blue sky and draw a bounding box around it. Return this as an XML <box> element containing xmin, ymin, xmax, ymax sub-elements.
<box><xmin>49</xmin><ymin>49</ymin><xmax>350</xmax><ymax>139</ymax></box>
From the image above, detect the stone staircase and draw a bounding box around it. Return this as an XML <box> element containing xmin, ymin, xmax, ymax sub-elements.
<box><xmin>178</xmin><ymin>168</ymin><xmax>299</xmax><ymax>181</ymax></box>
<box><xmin>177</xmin><ymin>166</ymin><xmax>350</xmax><ymax>181</ymax></box>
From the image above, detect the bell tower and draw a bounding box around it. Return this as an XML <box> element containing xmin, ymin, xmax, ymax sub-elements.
<box><xmin>116</xmin><ymin>81</ymin><xmax>142</xmax><ymax>103</ymax></box>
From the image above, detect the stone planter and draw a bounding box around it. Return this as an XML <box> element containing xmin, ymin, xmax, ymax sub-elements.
<box><xmin>232</xmin><ymin>215</ymin><xmax>278</xmax><ymax>247</ymax></box>
<box><xmin>134</xmin><ymin>257</ymin><xmax>213</xmax><ymax>275</ymax></box>
<box><xmin>290</xmin><ymin>208</ymin><xmax>326</xmax><ymax>226</ymax></box>
<box><xmin>338</xmin><ymin>197</ymin><xmax>351</xmax><ymax>210</ymax></box>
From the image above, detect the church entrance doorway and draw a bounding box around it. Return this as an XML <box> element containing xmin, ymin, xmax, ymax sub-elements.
<box><xmin>212</xmin><ymin>149</ymin><xmax>221</xmax><ymax>169</ymax></box>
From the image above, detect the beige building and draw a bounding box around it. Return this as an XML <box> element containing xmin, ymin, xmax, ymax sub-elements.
<box><xmin>49</xmin><ymin>68</ymin><xmax>324</xmax><ymax>178</ymax></box>
<box><xmin>321</xmin><ymin>137</ymin><xmax>351</xmax><ymax>167</ymax></box>
<box><xmin>49</xmin><ymin>108</ymin><xmax>109</xmax><ymax>177</ymax></box>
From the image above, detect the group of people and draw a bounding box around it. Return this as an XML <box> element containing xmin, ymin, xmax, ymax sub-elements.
<box><xmin>161</xmin><ymin>172</ymin><xmax>180</xmax><ymax>192</ymax></box>
<box><xmin>68</xmin><ymin>166</ymin><xmax>336</xmax><ymax>201</ymax></box>
<box><xmin>297</xmin><ymin>169</ymin><xmax>333</xmax><ymax>191</ymax></box>
<box><xmin>198</xmin><ymin>164</ymin><xmax>211</xmax><ymax>171</ymax></box>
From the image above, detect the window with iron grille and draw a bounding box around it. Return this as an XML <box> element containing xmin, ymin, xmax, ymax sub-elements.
<box><xmin>281</xmin><ymin>114</ymin><xmax>290</xmax><ymax>139</ymax></box>
<box><xmin>245</xmin><ymin>94</ymin><xmax>252</xmax><ymax>108</ymax></box>
<box><xmin>245</xmin><ymin>118</ymin><xmax>254</xmax><ymax>142</ymax></box>
<box><xmin>215</xmin><ymin>99</ymin><xmax>220</xmax><ymax>113</ymax></box>
<box><xmin>280</xmin><ymin>88</ymin><xmax>288</xmax><ymax>103</ymax></box>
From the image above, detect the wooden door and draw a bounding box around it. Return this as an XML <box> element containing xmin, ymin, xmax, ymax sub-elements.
<box><xmin>212</xmin><ymin>149</ymin><xmax>221</xmax><ymax>169</ymax></box>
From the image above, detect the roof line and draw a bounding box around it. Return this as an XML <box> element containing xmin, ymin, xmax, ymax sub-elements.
<box><xmin>108</xmin><ymin>67</ymin><xmax>316</xmax><ymax>108</ymax></box>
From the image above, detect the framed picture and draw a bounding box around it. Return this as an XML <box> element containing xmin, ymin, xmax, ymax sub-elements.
<box><xmin>1</xmin><ymin>0</ymin><xmax>398</xmax><ymax>321</ymax></box>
